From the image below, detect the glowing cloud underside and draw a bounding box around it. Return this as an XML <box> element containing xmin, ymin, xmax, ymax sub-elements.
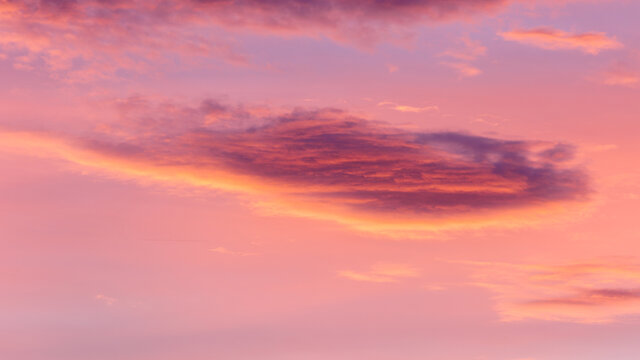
<box><xmin>500</xmin><ymin>28</ymin><xmax>622</xmax><ymax>54</ymax></box>
<box><xmin>468</xmin><ymin>259</ymin><xmax>640</xmax><ymax>323</ymax></box>
<box><xmin>0</xmin><ymin>99</ymin><xmax>589</xmax><ymax>235</ymax></box>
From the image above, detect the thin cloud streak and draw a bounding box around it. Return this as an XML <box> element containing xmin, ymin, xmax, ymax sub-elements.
<box><xmin>339</xmin><ymin>263</ymin><xmax>420</xmax><ymax>283</ymax></box>
<box><xmin>500</xmin><ymin>27</ymin><xmax>622</xmax><ymax>54</ymax></box>
<box><xmin>377</xmin><ymin>101</ymin><xmax>439</xmax><ymax>113</ymax></box>
<box><xmin>0</xmin><ymin>1</ymin><xmax>608</xmax><ymax>80</ymax></box>
<box><xmin>598</xmin><ymin>62</ymin><xmax>640</xmax><ymax>87</ymax></box>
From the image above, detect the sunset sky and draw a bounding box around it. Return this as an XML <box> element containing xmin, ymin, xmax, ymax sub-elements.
<box><xmin>1</xmin><ymin>1</ymin><xmax>640</xmax><ymax>359</ymax></box>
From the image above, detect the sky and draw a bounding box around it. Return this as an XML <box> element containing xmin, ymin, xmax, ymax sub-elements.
<box><xmin>1</xmin><ymin>1</ymin><xmax>640</xmax><ymax>359</ymax></box>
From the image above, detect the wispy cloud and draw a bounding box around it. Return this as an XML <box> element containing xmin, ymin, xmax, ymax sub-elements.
<box><xmin>598</xmin><ymin>62</ymin><xmax>640</xmax><ymax>87</ymax></box>
<box><xmin>466</xmin><ymin>258</ymin><xmax>640</xmax><ymax>323</ymax></box>
<box><xmin>500</xmin><ymin>28</ymin><xmax>622</xmax><ymax>54</ymax></box>
<box><xmin>0</xmin><ymin>0</ymin><xmax>510</xmax><ymax>78</ymax></box>
<box><xmin>440</xmin><ymin>37</ymin><xmax>486</xmax><ymax>77</ymax></box>
<box><xmin>95</xmin><ymin>294</ymin><xmax>117</xmax><ymax>306</ymax></box>
<box><xmin>442</xmin><ymin>37</ymin><xmax>487</xmax><ymax>61</ymax></box>
<box><xmin>377</xmin><ymin>101</ymin><xmax>439</xmax><ymax>113</ymax></box>
<box><xmin>186</xmin><ymin>0</ymin><xmax>510</xmax><ymax>47</ymax></box>
<box><xmin>442</xmin><ymin>61</ymin><xmax>483</xmax><ymax>78</ymax></box>
<box><xmin>339</xmin><ymin>263</ymin><xmax>420</xmax><ymax>283</ymax></box>
<box><xmin>209</xmin><ymin>247</ymin><xmax>257</xmax><ymax>256</ymax></box>
<box><xmin>0</xmin><ymin>0</ymin><xmax>249</xmax><ymax>81</ymax></box>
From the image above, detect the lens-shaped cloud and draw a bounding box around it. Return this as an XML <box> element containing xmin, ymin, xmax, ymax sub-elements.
<box><xmin>0</xmin><ymin>98</ymin><xmax>589</xmax><ymax>236</ymax></box>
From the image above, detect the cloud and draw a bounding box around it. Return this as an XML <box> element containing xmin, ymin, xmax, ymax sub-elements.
<box><xmin>339</xmin><ymin>263</ymin><xmax>420</xmax><ymax>283</ymax></box>
<box><xmin>377</xmin><ymin>101</ymin><xmax>439</xmax><ymax>113</ymax></box>
<box><xmin>189</xmin><ymin>0</ymin><xmax>509</xmax><ymax>46</ymax></box>
<box><xmin>467</xmin><ymin>258</ymin><xmax>640</xmax><ymax>323</ymax></box>
<box><xmin>441</xmin><ymin>61</ymin><xmax>482</xmax><ymax>77</ymax></box>
<box><xmin>598</xmin><ymin>62</ymin><xmax>640</xmax><ymax>87</ymax></box>
<box><xmin>0</xmin><ymin>97</ymin><xmax>590</xmax><ymax>236</ymax></box>
<box><xmin>0</xmin><ymin>0</ymin><xmax>249</xmax><ymax>81</ymax></box>
<box><xmin>0</xmin><ymin>1</ymin><xmax>610</xmax><ymax>79</ymax></box>
<box><xmin>441</xmin><ymin>37</ymin><xmax>487</xmax><ymax>61</ymax></box>
<box><xmin>209</xmin><ymin>247</ymin><xmax>257</xmax><ymax>256</ymax></box>
<box><xmin>500</xmin><ymin>28</ymin><xmax>622</xmax><ymax>54</ymax></box>
<box><xmin>440</xmin><ymin>37</ymin><xmax>486</xmax><ymax>77</ymax></box>
<box><xmin>95</xmin><ymin>294</ymin><xmax>117</xmax><ymax>306</ymax></box>
<box><xmin>0</xmin><ymin>0</ymin><xmax>512</xmax><ymax>79</ymax></box>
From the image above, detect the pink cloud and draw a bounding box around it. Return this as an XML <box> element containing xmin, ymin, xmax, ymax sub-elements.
<box><xmin>598</xmin><ymin>62</ymin><xmax>640</xmax><ymax>87</ymax></box>
<box><xmin>0</xmin><ymin>0</ymin><xmax>249</xmax><ymax>81</ymax></box>
<box><xmin>468</xmin><ymin>258</ymin><xmax>640</xmax><ymax>323</ymax></box>
<box><xmin>0</xmin><ymin>0</ymin><xmax>517</xmax><ymax>80</ymax></box>
<box><xmin>440</xmin><ymin>37</ymin><xmax>486</xmax><ymax>77</ymax></box>
<box><xmin>95</xmin><ymin>294</ymin><xmax>117</xmax><ymax>306</ymax></box>
<box><xmin>189</xmin><ymin>0</ymin><xmax>509</xmax><ymax>45</ymax></box>
<box><xmin>339</xmin><ymin>263</ymin><xmax>420</xmax><ymax>283</ymax></box>
<box><xmin>500</xmin><ymin>27</ymin><xmax>623</xmax><ymax>54</ymax></box>
<box><xmin>377</xmin><ymin>101</ymin><xmax>439</xmax><ymax>113</ymax></box>
<box><xmin>0</xmin><ymin>1</ymin><xmax>611</xmax><ymax>80</ymax></box>
<box><xmin>0</xmin><ymin>97</ymin><xmax>590</xmax><ymax>235</ymax></box>
<box><xmin>441</xmin><ymin>61</ymin><xmax>483</xmax><ymax>77</ymax></box>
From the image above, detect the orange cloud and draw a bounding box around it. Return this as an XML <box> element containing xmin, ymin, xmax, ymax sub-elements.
<box><xmin>0</xmin><ymin>98</ymin><xmax>590</xmax><ymax>236</ymax></box>
<box><xmin>209</xmin><ymin>247</ymin><xmax>257</xmax><ymax>256</ymax></box>
<box><xmin>467</xmin><ymin>258</ymin><xmax>640</xmax><ymax>323</ymax></box>
<box><xmin>500</xmin><ymin>28</ymin><xmax>622</xmax><ymax>54</ymax></box>
<box><xmin>377</xmin><ymin>101</ymin><xmax>439</xmax><ymax>113</ymax></box>
<box><xmin>442</xmin><ymin>61</ymin><xmax>483</xmax><ymax>77</ymax></box>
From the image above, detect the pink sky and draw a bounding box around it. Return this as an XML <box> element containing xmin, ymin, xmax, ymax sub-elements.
<box><xmin>1</xmin><ymin>1</ymin><xmax>640</xmax><ymax>359</ymax></box>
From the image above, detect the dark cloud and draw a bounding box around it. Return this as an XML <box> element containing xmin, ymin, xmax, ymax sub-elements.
<box><xmin>0</xmin><ymin>98</ymin><xmax>591</xmax><ymax>233</ymax></box>
<box><xmin>3</xmin><ymin>0</ymin><xmax>509</xmax><ymax>48</ymax></box>
<box><xmin>85</xmin><ymin>99</ymin><xmax>589</xmax><ymax>219</ymax></box>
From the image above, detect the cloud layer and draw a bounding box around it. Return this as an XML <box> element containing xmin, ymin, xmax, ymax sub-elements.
<box><xmin>190</xmin><ymin>0</ymin><xmax>508</xmax><ymax>43</ymax></box>
<box><xmin>0</xmin><ymin>0</ymin><xmax>248</xmax><ymax>80</ymax></box>
<box><xmin>0</xmin><ymin>98</ymin><xmax>589</xmax><ymax>235</ymax></box>
<box><xmin>0</xmin><ymin>0</ymin><xmax>513</xmax><ymax>79</ymax></box>
<box><xmin>1</xmin><ymin>1</ymin><xmax>615</xmax><ymax>80</ymax></box>
<box><xmin>469</xmin><ymin>258</ymin><xmax>640</xmax><ymax>323</ymax></box>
